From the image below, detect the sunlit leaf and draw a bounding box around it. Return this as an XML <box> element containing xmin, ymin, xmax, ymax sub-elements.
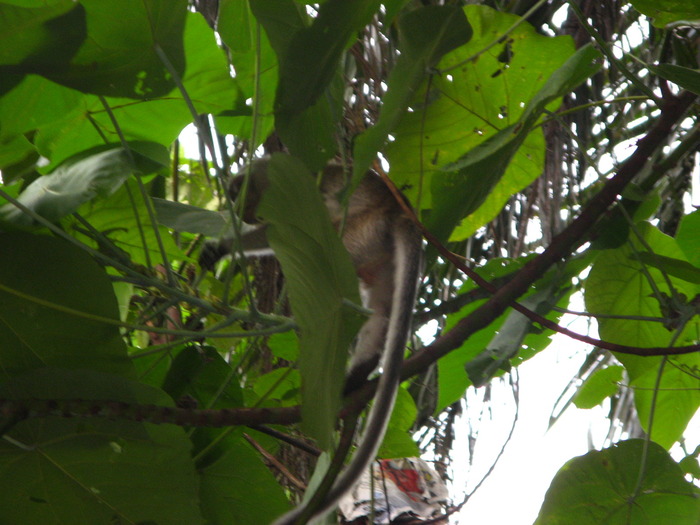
<box><xmin>573</xmin><ymin>365</ymin><xmax>624</xmax><ymax>409</ymax></box>
<box><xmin>355</xmin><ymin>5</ymin><xmax>471</xmax><ymax>183</ymax></box>
<box><xmin>428</xmin><ymin>42</ymin><xmax>600</xmax><ymax>242</ymax></box>
<box><xmin>378</xmin><ymin>388</ymin><xmax>420</xmax><ymax>459</ymax></box>
<box><xmin>30</xmin><ymin>11</ymin><xmax>239</xmax><ymax>169</ymax></box>
<box><xmin>585</xmin><ymin>223</ymin><xmax>700</xmax><ymax>447</ymax></box>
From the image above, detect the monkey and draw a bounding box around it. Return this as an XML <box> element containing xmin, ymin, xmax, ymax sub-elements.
<box><xmin>200</xmin><ymin>157</ymin><xmax>423</xmax><ymax>524</ymax></box>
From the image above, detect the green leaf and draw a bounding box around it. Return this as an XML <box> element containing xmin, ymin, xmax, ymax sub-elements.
<box><xmin>161</xmin><ymin>346</ymin><xmax>244</xmax><ymax>409</ymax></box>
<box><xmin>535</xmin><ymin>439</ymin><xmax>700</xmax><ymax>525</ymax></box>
<box><xmin>257</xmin><ymin>154</ymin><xmax>364</xmax><ymax>448</ymax></box>
<box><xmin>132</xmin><ymin>343</ymin><xmax>187</xmax><ymax>389</ymax></box>
<box><xmin>0</xmin><ymin>1</ymin><xmax>86</xmax><ymax>95</ymax></box>
<box><xmin>0</xmin><ymin>134</ymin><xmax>37</xmax><ymax>177</ymax></box>
<box><xmin>253</xmin><ymin>367</ymin><xmax>301</xmax><ymax>407</ymax></box>
<box><xmin>0</xmin><ymin>74</ymin><xmax>83</xmax><ymax>142</ymax></box>
<box><xmin>254</xmin><ymin>0</ymin><xmax>378</xmax><ymax>169</ymax></box>
<box><xmin>69</xmin><ymin>179</ymin><xmax>186</xmax><ymax>268</ymax></box>
<box><xmin>0</xmin><ymin>143</ymin><xmax>166</xmax><ymax>227</ymax></box>
<box><xmin>448</xmin><ymin>134</ymin><xmax>544</xmax><ymax>242</ymax></box>
<box><xmin>428</xmin><ymin>43</ymin><xmax>600</xmax><ymax>242</ymax></box>
<box><xmin>677</xmin><ymin>210</ymin><xmax>700</xmax><ymax>266</ymax></box>
<box><xmin>198</xmin><ymin>431</ymin><xmax>291</xmax><ymax>524</ymax></box>
<box><xmin>153</xmin><ymin>198</ymin><xmax>231</xmax><ymax>237</ymax></box>
<box><xmin>275</xmin><ymin>77</ymin><xmax>342</xmax><ymax>170</ymax></box>
<box><xmin>0</xmin><ymin>231</ymin><xmax>133</xmax><ymax>379</ymax></box>
<box><xmin>378</xmin><ymin>387</ymin><xmax>421</xmax><ymax>459</ymax></box>
<box><xmin>585</xmin><ymin>223</ymin><xmax>700</xmax><ymax>447</ymax></box>
<box><xmin>585</xmin><ymin>223</ymin><xmax>699</xmax><ymax>358</ymax></box>
<box><xmin>0</xmin><ymin>368</ymin><xmax>204</xmax><ymax>525</ymax></box>
<box><xmin>634</xmin><ymin>251</ymin><xmax>700</xmax><ymax>284</ymax></box>
<box><xmin>273</xmin><ymin>0</ymin><xmax>382</xmax><ymax>116</ymax></box>
<box><xmin>436</xmin><ymin>257</ymin><xmax>522</xmax><ymax>412</ymax></box>
<box><xmin>632</xmin><ymin>353</ymin><xmax>700</xmax><ymax>449</ymax></box>
<box><xmin>438</xmin><ymin>254</ymin><xmax>586</xmax><ymax>411</ymax></box>
<box><xmin>649</xmin><ymin>64</ymin><xmax>700</xmax><ymax>95</ymax></box>
<box><xmin>267</xmin><ymin>330</ymin><xmax>300</xmax><ymax>362</ymax></box>
<box><xmin>216</xmin><ymin>0</ymin><xmax>277</xmax><ymax>145</ymax></box>
<box><xmin>29</xmin><ymin>10</ymin><xmax>238</xmax><ymax>170</ymax></box>
<box><xmin>385</xmin><ymin>5</ymin><xmax>591</xmax><ymax>242</ymax></box>
<box><xmin>466</xmin><ymin>280</ymin><xmax>564</xmax><ymax>387</ymax></box>
<box><xmin>247</xmin><ymin>0</ymin><xmax>304</xmax><ymax>57</ymax></box>
<box><xmin>679</xmin><ymin>445</ymin><xmax>700</xmax><ymax>479</ymax></box>
<box><xmin>573</xmin><ymin>365</ymin><xmax>624</xmax><ymax>409</ymax></box>
<box><xmin>354</xmin><ymin>5</ymin><xmax>471</xmax><ymax>182</ymax></box>
<box><xmin>630</xmin><ymin>0</ymin><xmax>700</xmax><ymax>27</ymax></box>
<box><xmin>0</xmin><ymin>0</ymin><xmax>188</xmax><ymax>99</ymax></box>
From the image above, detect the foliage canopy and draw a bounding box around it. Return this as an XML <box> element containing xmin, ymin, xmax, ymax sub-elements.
<box><xmin>0</xmin><ymin>0</ymin><xmax>699</xmax><ymax>524</ymax></box>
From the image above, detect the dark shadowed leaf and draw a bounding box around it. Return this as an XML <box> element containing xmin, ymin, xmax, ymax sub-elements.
<box><xmin>630</xmin><ymin>0</ymin><xmax>700</xmax><ymax>27</ymax></box>
<box><xmin>153</xmin><ymin>198</ymin><xmax>231</xmax><ymax>237</ymax></box>
<box><xmin>0</xmin><ymin>231</ymin><xmax>133</xmax><ymax>378</ymax></box>
<box><xmin>535</xmin><ymin>439</ymin><xmax>700</xmax><ymax>525</ymax></box>
<box><xmin>634</xmin><ymin>251</ymin><xmax>700</xmax><ymax>284</ymax></box>
<box><xmin>0</xmin><ymin>0</ymin><xmax>188</xmax><ymax>99</ymax></box>
<box><xmin>649</xmin><ymin>64</ymin><xmax>700</xmax><ymax>95</ymax></box>
<box><xmin>257</xmin><ymin>153</ymin><xmax>364</xmax><ymax>447</ymax></box>
<box><xmin>0</xmin><ymin>369</ymin><xmax>203</xmax><ymax>525</ymax></box>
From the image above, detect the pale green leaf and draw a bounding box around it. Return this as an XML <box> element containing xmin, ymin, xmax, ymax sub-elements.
<box><xmin>585</xmin><ymin>223</ymin><xmax>700</xmax><ymax>447</ymax></box>
<box><xmin>573</xmin><ymin>365</ymin><xmax>624</xmax><ymax>409</ymax></box>
<box><xmin>1</xmin><ymin>143</ymin><xmax>167</xmax><ymax>226</ymax></box>
<box><xmin>153</xmin><ymin>198</ymin><xmax>231</xmax><ymax>237</ymax></box>
<box><xmin>379</xmin><ymin>388</ymin><xmax>420</xmax><ymax>459</ymax></box>
<box><xmin>70</xmin><ymin>179</ymin><xmax>186</xmax><ymax>267</ymax></box>
<box><xmin>354</xmin><ymin>5</ymin><xmax>471</xmax><ymax>183</ymax></box>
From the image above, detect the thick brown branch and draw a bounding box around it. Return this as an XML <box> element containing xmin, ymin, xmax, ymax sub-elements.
<box><xmin>400</xmin><ymin>90</ymin><xmax>698</xmax><ymax>380</ymax></box>
<box><xmin>0</xmin><ymin>398</ymin><xmax>299</xmax><ymax>428</ymax></box>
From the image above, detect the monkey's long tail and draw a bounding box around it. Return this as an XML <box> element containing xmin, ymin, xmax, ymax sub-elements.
<box><xmin>273</xmin><ymin>225</ymin><xmax>422</xmax><ymax>525</ymax></box>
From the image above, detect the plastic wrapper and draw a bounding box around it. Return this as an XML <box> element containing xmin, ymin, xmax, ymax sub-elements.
<box><xmin>339</xmin><ymin>457</ymin><xmax>449</xmax><ymax>524</ymax></box>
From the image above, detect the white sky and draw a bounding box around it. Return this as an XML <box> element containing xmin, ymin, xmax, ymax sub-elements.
<box><xmin>453</xmin><ymin>337</ymin><xmax>605</xmax><ymax>523</ymax></box>
<box><xmin>453</xmin><ymin>313</ymin><xmax>700</xmax><ymax>524</ymax></box>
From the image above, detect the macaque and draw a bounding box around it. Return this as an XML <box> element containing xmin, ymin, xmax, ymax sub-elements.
<box><xmin>201</xmin><ymin>157</ymin><xmax>422</xmax><ymax>524</ymax></box>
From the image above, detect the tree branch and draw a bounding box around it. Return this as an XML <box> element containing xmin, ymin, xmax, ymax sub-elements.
<box><xmin>0</xmin><ymin>398</ymin><xmax>299</xmax><ymax>429</ymax></box>
<box><xmin>400</xmin><ymin>90</ymin><xmax>698</xmax><ymax>381</ymax></box>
